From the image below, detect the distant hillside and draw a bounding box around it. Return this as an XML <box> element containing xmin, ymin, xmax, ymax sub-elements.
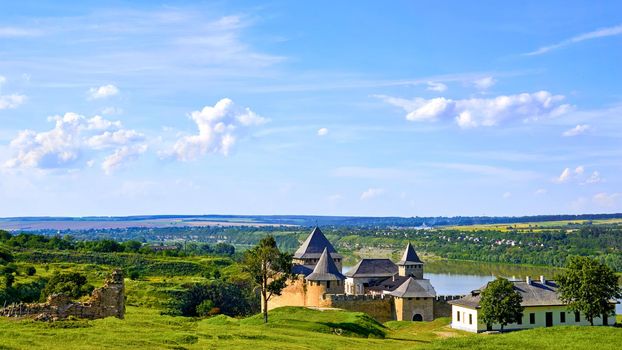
<box><xmin>2</xmin><ymin>213</ymin><xmax>622</xmax><ymax>231</ymax></box>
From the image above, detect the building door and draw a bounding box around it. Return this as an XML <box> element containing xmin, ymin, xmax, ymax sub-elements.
<box><xmin>603</xmin><ymin>313</ymin><xmax>608</xmax><ymax>326</ymax></box>
<box><xmin>545</xmin><ymin>312</ymin><xmax>553</xmax><ymax>327</ymax></box>
<box><xmin>412</xmin><ymin>314</ymin><xmax>423</xmax><ymax>322</ymax></box>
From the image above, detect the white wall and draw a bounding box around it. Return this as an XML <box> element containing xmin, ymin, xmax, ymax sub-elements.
<box><xmin>451</xmin><ymin>305</ymin><xmax>616</xmax><ymax>333</ymax></box>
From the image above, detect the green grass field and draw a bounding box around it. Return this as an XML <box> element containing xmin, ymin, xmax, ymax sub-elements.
<box><xmin>0</xmin><ymin>306</ymin><xmax>620</xmax><ymax>350</ymax></box>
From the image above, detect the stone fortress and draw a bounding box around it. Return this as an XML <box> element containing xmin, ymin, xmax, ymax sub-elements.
<box><xmin>270</xmin><ymin>227</ymin><xmax>460</xmax><ymax>322</ymax></box>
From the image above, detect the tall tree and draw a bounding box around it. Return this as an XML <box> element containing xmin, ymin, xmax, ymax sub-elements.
<box><xmin>556</xmin><ymin>256</ymin><xmax>621</xmax><ymax>325</ymax></box>
<box><xmin>242</xmin><ymin>236</ymin><xmax>293</xmax><ymax>323</ymax></box>
<box><xmin>479</xmin><ymin>277</ymin><xmax>523</xmax><ymax>332</ymax></box>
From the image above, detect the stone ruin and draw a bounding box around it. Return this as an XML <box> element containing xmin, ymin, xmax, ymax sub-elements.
<box><xmin>0</xmin><ymin>269</ymin><xmax>125</xmax><ymax>321</ymax></box>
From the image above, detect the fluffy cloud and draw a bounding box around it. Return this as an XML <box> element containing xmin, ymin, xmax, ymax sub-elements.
<box><xmin>168</xmin><ymin>98</ymin><xmax>266</xmax><ymax>161</ymax></box>
<box><xmin>426</xmin><ymin>81</ymin><xmax>447</xmax><ymax>92</ymax></box>
<box><xmin>554</xmin><ymin>166</ymin><xmax>603</xmax><ymax>184</ymax></box>
<box><xmin>101</xmin><ymin>144</ymin><xmax>148</xmax><ymax>175</ymax></box>
<box><xmin>375</xmin><ymin>91</ymin><xmax>572</xmax><ymax>128</ymax></box>
<box><xmin>88</xmin><ymin>84</ymin><xmax>119</xmax><ymax>99</ymax></box>
<box><xmin>562</xmin><ymin>124</ymin><xmax>590</xmax><ymax>136</ymax></box>
<box><xmin>0</xmin><ymin>76</ymin><xmax>27</xmax><ymax>110</ymax></box>
<box><xmin>4</xmin><ymin>112</ymin><xmax>145</xmax><ymax>173</ymax></box>
<box><xmin>534</xmin><ymin>188</ymin><xmax>547</xmax><ymax>195</ymax></box>
<box><xmin>317</xmin><ymin>127</ymin><xmax>329</xmax><ymax>136</ymax></box>
<box><xmin>473</xmin><ymin>76</ymin><xmax>496</xmax><ymax>90</ymax></box>
<box><xmin>584</xmin><ymin>171</ymin><xmax>602</xmax><ymax>184</ymax></box>
<box><xmin>360</xmin><ymin>188</ymin><xmax>385</xmax><ymax>200</ymax></box>
<box><xmin>502</xmin><ymin>192</ymin><xmax>512</xmax><ymax>199</ymax></box>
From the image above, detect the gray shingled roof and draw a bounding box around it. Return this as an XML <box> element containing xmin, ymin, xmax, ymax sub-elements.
<box><xmin>345</xmin><ymin>259</ymin><xmax>397</xmax><ymax>278</ymax></box>
<box><xmin>396</xmin><ymin>242</ymin><xmax>423</xmax><ymax>265</ymax></box>
<box><xmin>388</xmin><ymin>277</ymin><xmax>436</xmax><ymax>298</ymax></box>
<box><xmin>306</xmin><ymin>248</ymin><xmax>345</xmax><ymax>281</ymax></box>
<box><xmin>449</xmin><ymin>280</ymin><xmax>574</xmax><ymax>309</ymax></box>
<box><xmin>291</xmin><ymin>264</ymin><xmax>314</xmax><ymax>276</ymax></box>
<box><xmin>294</xmin><ymin>227</ymin><xmax>342</xmax><ymax>259</ymax></box>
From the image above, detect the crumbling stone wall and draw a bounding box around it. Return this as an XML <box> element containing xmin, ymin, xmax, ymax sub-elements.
<box><xmin>0</xmin><ymin>270</ymin><xmax>125</xmax><ymax>321</ymax></box>
<box><xmin>321</xmin><ymin>294</ymin><xmax>395</xmax><ymax>323</ymax></box>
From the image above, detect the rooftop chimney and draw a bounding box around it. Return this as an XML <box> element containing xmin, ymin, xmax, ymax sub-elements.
<box><xmin>540</xmin><ymin>275</ymin><xmax>546</xmax><ymax>284</ymax></box>
<box><xmin>526</xmin><ymin>276</ymin><xmax>532</xmax><ymax>285</ymax></box>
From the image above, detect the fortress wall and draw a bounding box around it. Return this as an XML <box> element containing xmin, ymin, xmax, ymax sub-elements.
<box><xmin>268</xmin><ymin>277</ymin><xmax>308</xmax><ymax>310</ymax></box>
<box><xmin>0</xmin><ymin>270</ymin><xmax>125</xmax><ymax>321</ymax></box>
<box><xmin>433</xmin><ymin>295</ymin><xmax>464</xmax><ymax>318</ymax></box>
<box><xmin>321</xmin><ymin>294</ymin><xmax>395</xmax><ymax>323</ymax></box>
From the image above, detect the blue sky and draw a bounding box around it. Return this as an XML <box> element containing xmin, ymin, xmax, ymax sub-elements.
<box><xmin>0</xmin><ymin>1</ymin><xmax>621</xmax><ymax>217</ymax></box>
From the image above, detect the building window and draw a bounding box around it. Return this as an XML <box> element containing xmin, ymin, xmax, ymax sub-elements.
<box><xmin>469</xmin><ymin>314</ymin><xmax>472</xmax><ymax>325</ymax></box>
<box><xmin>529</xmin><ymin>313</ymin><xmax>535</xmax><ymax>324</ymax></box>
<box><xmin>517</xmin><ymin>316</ymin><xmax>522</xmax><ymax>325</ymax></box>
<box><xmin>560</xmin><ymin>312</ymin><xmax>565</xmax><ymax>323</ymax></box>
<box><xmin>457</xmin><ymin>311</ymin><xmax>460</xmax><ymax>322</ymax></box>
<box><xmin>575</xmin><ymin>311</ymin><xmax>580</xmax><ymax>322</ymax></box>
<box><xmin>326</xmin><ymin>281</ymin><xmax>330</xmax><ymax>289</ymax></box>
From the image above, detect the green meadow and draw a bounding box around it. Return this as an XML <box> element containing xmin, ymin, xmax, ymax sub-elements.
<box><xmin>0</xmin><ymin>306</ymin><xmax>620</xmax><ymax>350</ymax></box>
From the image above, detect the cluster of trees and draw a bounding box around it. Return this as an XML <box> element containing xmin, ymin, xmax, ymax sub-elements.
<box><xmin>166</xmin><ymin>279</ymin><xmax>258</xmax><ymax>317</ymax></box>
<box><xmin>0</xmin><ymin>230</ymin><xmax>235</xmax><ymax>258</ymax></box>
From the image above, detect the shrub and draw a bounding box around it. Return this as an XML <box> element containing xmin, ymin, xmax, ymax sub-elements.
<box><xmin>42</xmin><ymin>272</ymin><xmax>94</xmax><ymax>299</ymax></box>
<box><xmin>26</xmin><ymin>266</ymin><xmax>37</xmax><ymax>276</ymax></box>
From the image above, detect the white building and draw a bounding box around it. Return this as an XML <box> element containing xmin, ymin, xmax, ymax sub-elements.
<box><xmin>449</xmin><ymin>276</ymin><xmax>617</xmax><ymax>333</ymax></box>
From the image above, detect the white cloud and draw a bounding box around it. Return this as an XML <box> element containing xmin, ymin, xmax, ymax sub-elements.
<box><xmin>360</xmin><ymin>188</ymin><xmax>385</xmax><ymax>200</ymax></box>
<box><xmin>592</xmin><ymin>192</ymin><xmax>620</xmax><ymax>207</ymax></box>
<box><xmin>317</xmin><ymin>127</ymin><xmax>329</xmax><ymax>136</ymax></box>
<box><xmin>502</xmin><ymin>192</ymin><xmax>512</xmax><ymax>199</ymax></box>
<box><xmin>168</xmin><ymin>98</ymin><xmax>266</xmax><ymax>161</ymax></box>
<box><xmin>554</xmin><ymin>165</ymin><xmax>604</xmax><ymax>185</ymax></box>
<box><xmin>3</xmin><ymin>112</ymin><xmax>145</xmax><ymax>173</ymax></box>
<box><xmin>375</xmin><ymin>91</ymin><xmax>572</xmax><ymax>128</ymax></box>
<box><xmin>584</xmin><ymin>171</ymin><xmax>602</xmax><ymax>184</ymax></box>
<box><xmin>526</xmin><ymin>24</ymin><xmax>622</xmax><ymax>56</ymax></box>
<box><xmin>0</xmin><ymin>76</ymin><xmax>27</xmax><ymax>109</ymax></box>
<box><xmin>562</xmin><ymin>124</ymin><xmax>590</xmax><ymax>136</ymax></box>
<box><xmin>426</xmin><ymin>81</ymin><xmax>447</xmax><ymax>92</ymax></box>
<box><xmin>101</xmin><ymin>106</ymin><xmax>123</xmax><ymax>115</ymax></box>
<box><xmin>555</xmin><ymin>168</ymin><xmax>572</xmax><ymax>183</ymax></box>
<box><xmin>534</xmin><ymin>188</ymin><xmax>547</xmax><ymax>195</ymax></box>
<box><xmin>473</xmin><ymin>76</ymin><xmax>496</xmax><ymax>90</ymax></box>
<box><xmin>0</xmin><ymin>94</ymin><xmax>27</xmax><ymax>110</ymax></box>
<box><xmin>101</xmin><ymin>144</ymin><xmax>148</xmax><ymax>175</ymax></box>
<box><xmin>328</xmin><ymin>194</ymin><xmax>343</xmax><ymax>202</ymax></box>
<box><xmin>88</xmin><ymin>84</ymin><xmax>119</xmax><ymax>99</ymax></box>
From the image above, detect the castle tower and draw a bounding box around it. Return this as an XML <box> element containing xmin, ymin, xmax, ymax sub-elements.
<box><xmin>305</xmin><ymin>248</ymin><xmax>345</xmax><ymax>295</ymax></box>
<box><xmin>293</xmin><ymin>226</ymin><xmax>343</xmax><ymax>271</ymax></box>
<box><xmin>397</xmin><ymin>242</ymin><xmax>424</xmax><ymax>279</ymax></box>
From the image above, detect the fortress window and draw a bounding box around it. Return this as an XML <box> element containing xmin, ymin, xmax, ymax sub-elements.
<box><xmin>469</xmin><ymin>314</ymin><xmax>472</xmax><ymax>325</ymax></box>
<box><xmin>457</xmin><ymin>311</ymin><xmax>460</xmax><ymax>322</ymax></box>
<box><xmin>327</xmin><ymin>281</ymin><xmax>331</xmax><ymax>289</ymax></box>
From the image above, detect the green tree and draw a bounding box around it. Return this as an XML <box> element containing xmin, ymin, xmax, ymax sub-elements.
<box><xmin>242</xmin><ymin>236</ymin><xmax>293</xmax><ymax>323</ymax></box>
<box><xmin>42</xmin><ymin>272</ymin><xmax>94</xmax><ymax>299</ymax></box>
<box><xmin>556</xmin><ymin>256</ymin><xmax>621</xmax><ymax>325</ymax></box>
<box><xmin>479</xmin><ymin>277</ymin><xmax>524</xmax><ymax>332</ymax></box>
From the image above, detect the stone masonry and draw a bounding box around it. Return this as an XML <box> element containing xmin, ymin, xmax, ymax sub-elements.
<box><xmin>0</xmin><ymin>270</ymin><xmax>125</xmax><ymax>321</ymax></box>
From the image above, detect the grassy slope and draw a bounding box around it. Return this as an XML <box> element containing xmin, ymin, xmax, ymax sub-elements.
<box><xmin>0</xmin><ymin>306</ymin><xmax>620</xmax><ymax>350</ymax></box>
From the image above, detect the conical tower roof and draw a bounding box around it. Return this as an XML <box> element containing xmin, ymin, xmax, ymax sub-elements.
<box><xmin>397</xmin><ymin>242</ymin><xmax>422</xmax><ymax>265</ymax></box>
<box><xmin>306</xmin><ymin>248</ymin><xmax>345</xmax><ymax>281</ymax></box>
<box><xmin>388</xmin><ymin>277</ymin><xmax>436</xmax><ymax>298</ymax></box>
<box><xmin>294</xmin><ymin>226</ymin><xmax>341</xmax><ymax>259</ymax></box>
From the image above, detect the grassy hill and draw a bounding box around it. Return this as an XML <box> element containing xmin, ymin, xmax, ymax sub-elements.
<box><xmin>0</xmin><ymin>306</ymin><xmax>619</xmax><ymax>349</ymax></box>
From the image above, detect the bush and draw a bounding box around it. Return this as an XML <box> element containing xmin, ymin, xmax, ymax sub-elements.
<box><xmin>42</xmin><ymin>272</ymin><xmax>94</xmax><ymax>299</ymax></box>
<box><xmin>166</xmin><ymin>279</ymin><xmax>258</xmax><ymax>317</ymax></box>
<box><xmin>26</xmin><ymin>266</ymin><xmax>37</xmax><ymax>276</ymax></box>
